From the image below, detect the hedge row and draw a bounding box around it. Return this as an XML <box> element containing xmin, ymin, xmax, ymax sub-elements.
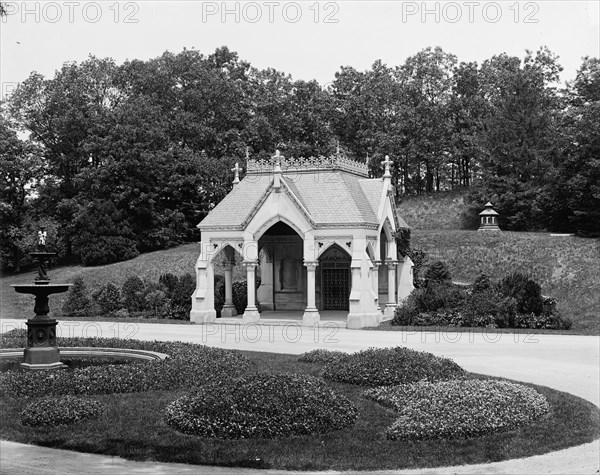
<box><xmin>322</xmin><ymin>347</ymin><xmax>465</xmax><ymax>386</ymax></box>
<box><xmin>393</xmin><ymin>271</ymin><xmax>571</xmax><ymax>330</ymax></box>
<box><xmin>0</xmin><ymin>330</ymin><xmax>249</xmax><ymax>398</ymax></box>
<box><xmin>165</xmin><ymin>373</ymin><xmax>358</xmax><ymax>439</ymax></box>
<box><xmin>20</xmin><ymin>396</ymin><xmax>103</xmax><ymax>427</ymax></box>
<box><xmin>62</xmin><ymin>273</ymin><xmax>195</xmax><ymax>320</ymax></box>
<box><xmin>364</xmin><ymin>379</ymin><xmax>550</xmax><ymax>440</ymax></box>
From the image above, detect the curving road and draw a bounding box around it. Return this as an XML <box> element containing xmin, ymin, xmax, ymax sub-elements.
<box><xmin>1</xmin><ymin>319</ymin><xmax>599</xmax><ymax>475</ymax></box>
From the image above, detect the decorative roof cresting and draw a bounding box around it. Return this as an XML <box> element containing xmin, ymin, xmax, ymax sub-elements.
<box><xmin>247</xmin><ymin>152</ymin><xmax>370</xmax><ymax>178</ymax></box>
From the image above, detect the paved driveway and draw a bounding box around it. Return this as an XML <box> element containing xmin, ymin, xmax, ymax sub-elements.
<box><xmin>1</xmin><ymin>319</ymin><xmax>599</xmax><ymax>474</ymax></box>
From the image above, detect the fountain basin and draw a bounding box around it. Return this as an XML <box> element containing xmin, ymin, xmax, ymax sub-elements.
<box><xmin>12</xmin><ymin>283</ymin><xmax>72</xmax><ymax>296</ymax></box>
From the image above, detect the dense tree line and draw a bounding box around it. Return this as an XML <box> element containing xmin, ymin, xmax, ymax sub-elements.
<box><xmin>1</xmin><ymin>46</ymin><xmax>598</xmax><ymax>270</ymax></box>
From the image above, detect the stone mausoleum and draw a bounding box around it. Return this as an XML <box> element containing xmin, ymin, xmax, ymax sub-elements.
<box><xmin>191</xmin><ymin>152</ymin><xmax>415</xmax><ymax>329</ymax></box>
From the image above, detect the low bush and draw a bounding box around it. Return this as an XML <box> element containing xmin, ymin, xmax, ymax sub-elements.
<box><xmin>498</xmin><ymin>272</ymin><xmax>544</xmax><ymax>315</ymax></box>
<box><xmin>20</xmin><ymin>396</ymin><xmax>103</xmax><ymax>427</ymax></box>
<box><xmin>424</xmin><ymin>260</ymin><xmax>452</xmax><ymax>284</ymax></box>
<box><xmin>322</xmin><ymin>347</ymin><xmax>465</xmax><ymax>386</ymax></box>
<box><xmin>298</xmin><ymin>349</ymin><xmax>348</xmax><ymax>364</ymax></box>
<box><xmin>364</xmin><ymin>379</ymin><xmax>550</xmax><ymax>440</ymax></box>
<box><xmin>121</xmin><ymin>276</ymin><xmax>146</xmax><ymax>312</ymax></box>
<box><xmin>165</xmin><ymin>373</ymin><xmax>358</xmax><ymax>439</ymax></box>
<box><xmin>0</xmin><ymin>330</ymin><xmax>249</xmax><ymax>398</ymax></box>
<box><xmin>92</xmin><ymin>283</ymin><xmax>123</xmax><ymax>316</ymax></box>
<box><xmin>393</xmin><ymin>269</ymin><xmax>571</xmax><ymax>330</ymax></box>
<box><xmin>232</xmin><ymin>281</ymin><xmax>247</xmax><ymax>314</ymax></box>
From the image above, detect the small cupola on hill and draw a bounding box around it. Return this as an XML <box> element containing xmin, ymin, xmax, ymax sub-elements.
<box><xmin>478</xmin><ymin>202</ymin><xmax>501</xmax><ymax>231</ymax></box>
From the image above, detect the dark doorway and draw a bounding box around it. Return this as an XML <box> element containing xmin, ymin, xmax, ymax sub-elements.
<box><xmin>319</xmin><ymin>245</ymin><xmax>351</xmax><ymax>311</ymax></box>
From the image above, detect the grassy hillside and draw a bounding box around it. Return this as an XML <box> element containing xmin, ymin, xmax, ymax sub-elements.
<box><xmin>397</xmin><ymin>189</ymin><xmax>466</xmax><ymax>230</ymax></box>
<box><xmin>412</xmin><ymin>230</ymin><xmax>600</xmax><ymax>333</ymax></box>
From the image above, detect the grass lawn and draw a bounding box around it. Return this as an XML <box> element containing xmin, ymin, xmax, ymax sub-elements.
<box><xmin>1</xmin><ymin>349</ymin><xmax>598</xmax><ymax>471</ymax></box>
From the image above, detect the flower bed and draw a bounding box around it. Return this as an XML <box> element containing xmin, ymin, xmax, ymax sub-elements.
<box><xmin>298</xmin><ymin>349</ymin><xmax>348</xmax><ymax>364</ymax></box>
<box><xmin>322</xmin><ymin>347</ymin><xmax>465</xmax><ymax>386</ymax></box>
<box><xmin>165</xmin><ymin>373</ymin><xmax>358</xmax><ymax>439</ymax></box>
<box><xmin>364</xmin><ymin>379</ymin><xmax>550</xmax><ymax>440</ymax></box>
<box><xmin>0</xmin><ymin>330</ymin><xmax>249</xmax><ymax>398</ymax></box>
<box><xmin>20</xmin><ymin>396</ymin><xmax>103</xmax><ymax>427</ymax></box>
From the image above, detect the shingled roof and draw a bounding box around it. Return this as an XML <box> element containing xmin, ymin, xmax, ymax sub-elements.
<box><xmin>198</xmin><ymin>170</ymin><xmax>387</xmax><ymax>230</ymax></box>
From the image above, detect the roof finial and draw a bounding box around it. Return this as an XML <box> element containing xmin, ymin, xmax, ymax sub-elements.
<box><xmin>365</xmin><ymin>152</ymin><xmax>369</xmax><ymax>165</ymax></box>
<box><xmin>245</xmin><ymin>146</ymin><xmax>250</xmax><ymax>161</ymax></box>
<box><xmin>336</xmin><ymin>140</ymin><xmax>340</xmax><ymax>156</ymax></box>
<box><xmin>272</xmin><ymin>149</ymin><xmax>282</xmax><ymax>190</ymax></box>
<box><xmin>382</xmin><ymin>155</ymin><xmax>392</xmax><ymax>178</ymax></box>
<box><xmin>231</xmin><ymin>162</ymin><xmax>241</xmax><ymax>185</ymax></box>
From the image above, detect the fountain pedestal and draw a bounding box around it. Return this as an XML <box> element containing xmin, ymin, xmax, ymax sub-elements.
<box><xmin>11</xmin><ymin>250</ymin><xmax>71</xmax><ymax>371</ymax></box>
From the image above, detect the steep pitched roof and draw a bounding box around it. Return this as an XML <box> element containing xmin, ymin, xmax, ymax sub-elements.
<box><xmin>198</xmin><ymin>167</ymin><xmax>404</xmax><ymax>231</ymax></box>
<box><xmin>198</xmin><ymin>174</ymin><xmax>272</xmax><ymax>229</ymax></box>
<box><xmin>283</xmin><ymin>172</ymin><xmax>379</xmax><ymax>226</ymax></box>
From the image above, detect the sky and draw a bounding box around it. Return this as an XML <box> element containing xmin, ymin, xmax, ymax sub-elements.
<box><xmin>1</xmin><ymin>0</ymin><xmax>599</xmax><ymax>99</ymax></box>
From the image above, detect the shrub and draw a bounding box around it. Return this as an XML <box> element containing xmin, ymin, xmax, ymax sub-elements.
<box><xmin>364</xmin><ymin>379</ymin><xmax>550</xmax><ymax>440</ymax></box>
<box><xmin>159</xmin><ymin>273</ymin><xmax>179</xmax><ymax>296</ymax></box>
<box><xmin>322</xmin><ymin>347</ymin><xmax>465</xmax><ymax>386</ymax></box>
<box><xmin>497</xmin><ymin>272</ymin><xmax>544</xmax><ymax>315</ymax></box>
<box><xmin>214</xmin><ymin>275</ymin><xmax>225</xmax><ymax>316</ymax></box>
<box><xmin>61</xmin><ymin>277</ymin><xmax>92</xmax><ymax>318</ymax></box>
<box><xmin>392</xmin><ymin>290</ymin><xmax>423</xmax><ymax>325</ymax></box>
<box><xmin>91</xmin><ymin>283</ymin><xmax>122</xmax><ymax>315</ymax></box>
<box><xmin>20</xmin><ymin>396</ymin><xmax>103</xmax><ymax>427</ymax></box>
<box><xmin>461</xmin><ymin>289</ymin><xmax>499</xmax><ymax>327</ymax></box>
<box><xmin>298</xmin><ymin>349</ymin><xmax>348</xmax><ymax>364</ymax></box>
<box><xmin>424</xmin><ymin>260</ymin><xmax>452</xmax><ymax>284</ymax></box>
<box><xmin>232</xmin><ymin>281</ymin><xmax>247</xmax><ymax>314</ymax></box>
<box><xmin>121</xmin><ymin>276</ymin><xmax>146</xmax><ymax>312</ymax></box>
<box><xmin>414</xmin><ymin>283</ymin><xmax>466</xmax><ymax>313</ymax></box>
<box><xmin>0</xmin><ymin>330</ymin><xmax>250</xmax><ymax>398</ymax></box>
<box><xmin>145</xmin><ymin>289</ymin><xmax>168</xmax><ymax>317</ymax></box>
<box><xmin>169</xmin><ymin>273</ymin><xmax>195</xmax><ymax>320</ymax></box>
<box><xmin>164</xmin><ymin>374</ymin><xmax>358</xmax><ymax>439</ymax></box>
<box><xmin>408</xmin><ymin>248</ymin><xmax>427</xmax><ymax>288</ymax></box>
<box><xmin>471</xmin><ymin>273</ymin><xmax>491</xmax><ymax>293</ymax></box>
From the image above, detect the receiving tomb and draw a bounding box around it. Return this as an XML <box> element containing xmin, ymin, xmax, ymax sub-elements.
<box><xmin>191</xmin><ymin>152</ymin><xmax>414</xmax><ymax>329</ymax></box>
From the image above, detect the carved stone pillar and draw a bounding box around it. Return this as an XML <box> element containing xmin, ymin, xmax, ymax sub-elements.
<box><xmin>221</xmin><ymin>261</ymin><xmax>236</xmax><ymax>318</ymax></box>
<box><xmin>372</xmin><ymin>260</ymin><xmax>382</xmax><ymax>314</ymax></box>
<box><xmin>385</xmin><ymin>259</ymin><xmax>398</xmax><ymax>316</ymax></box>
<box><xmin>302</xmin><ymin>261</ymin><xmax>320</xmax><ymax>325</ymax></box>
<box><xmin>242</xmin><ymin>261</ymin><xmax>260</xmax><ymax>322</ymax></box>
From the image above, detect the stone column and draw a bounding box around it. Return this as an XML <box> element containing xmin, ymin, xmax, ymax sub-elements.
<box><xmin>242</xmin><ymin>261</ymin><xmax>260</xmax><ymax>322</ymax></box>
<box><xmin>385</xmin><ymin>259</ymin><xmax>398</xmax><ymax>317</ymax></box>
<box><xmin>302</xmin><ymin>261</ymin><xmax>320</xmax><ymax>326</ymax></box>
<box><xmin>221</xmin><ymin>261</ymin><xmax>236</xmax><ymax>318</ymax></box>
<box><xmin>372</xmin><ymin>260</ymin><xmax>382</xmax><ymax>315</ymax></box>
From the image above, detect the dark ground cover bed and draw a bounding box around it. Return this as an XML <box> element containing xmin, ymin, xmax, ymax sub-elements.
<box><xmin>0</xmin><ymin>339</ymin><xmax>598</xmax><ymax>471</ymax></box>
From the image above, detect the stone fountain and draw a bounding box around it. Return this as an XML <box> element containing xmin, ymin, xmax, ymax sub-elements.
<box><xmin>11</xmin><ymin>228</ymin><xmax>71</xmax><ymax>370</ymax></box>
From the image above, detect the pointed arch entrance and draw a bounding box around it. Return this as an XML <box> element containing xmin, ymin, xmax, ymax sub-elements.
<box><xmin>257</xmin><ymin>221</ymin><xmax>306</xmax><ymax>311</ymax></box>
<box><xmin>318</xmin><ymin>244</ymin><xmax>351</xmax><ymax>311</ymax></box>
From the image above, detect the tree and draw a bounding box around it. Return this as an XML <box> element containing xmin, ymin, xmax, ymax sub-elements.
<box><xmin>62</xmin><ymin>277</ymin><xmax>92</xmax><ymax>317</ymax></box>
<box><xmin>465</xmin><ymin>47</ymin><xmax>563</xmax><ymax>230</ymax></box>
<box><xmin>551</xmin><ymin>57</ymin><xmax>600</xmax><ymax>235</ymax></box>
<box><xmin>0</xmin><ymin>119</ymin><xmax>44</xmax><ymax>270</ymax></box>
